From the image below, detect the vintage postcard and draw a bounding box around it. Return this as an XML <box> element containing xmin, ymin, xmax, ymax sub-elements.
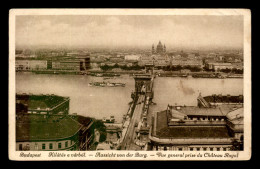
<box><xmin>9</xmin><ymin>9</ymin><xmax>251</xmax><ymax>161</ymax></box>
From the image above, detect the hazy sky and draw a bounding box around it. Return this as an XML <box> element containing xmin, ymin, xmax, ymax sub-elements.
<box><xmin>16</xmin><ymin>15</ymin><xmax>243</xmax><ymax>49</ymax></box>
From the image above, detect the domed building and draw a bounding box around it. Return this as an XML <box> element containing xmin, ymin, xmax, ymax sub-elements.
<box><xmin>156</xmin><ymin>41</ymin><xmax>164</xmax><ymax>54</ymax></box>
<box><xmin>152</xmin><ymin>41</ymin><xmax>166</xmax><ymax>54</ymax></box>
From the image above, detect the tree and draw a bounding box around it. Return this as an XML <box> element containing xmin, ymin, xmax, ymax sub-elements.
<box><xmin>184</xmin><ymin>65</ymin><xmax>191</xmax><ymax>70</ymax></box>
<box><xmin>232</xmin><ymin>68</ymin><xmax>238</xmax><ymax>73</ymax></box>
<box><xmin>230</xmin><ymin>138</ymin><xmax>243</xmax><ymax>151</ymax></box>
<box><xmin>176</xmin><ymin>65</ymin><xmax>182</xmax><ymax>71</ymax></box>
<box><xmin>114</xmin><ymin>63</ymin><xmax>119</xmax><ymax>68</ymax></box>
<box><xmin>163</xmin><ymin>65</ymin><xmax>171</xmax><ymax>71</ymax></box>
<box><xmin>100</xmin><ymin>64</ymin><xmax>111</xmax><ymax>71</ymax></box>
<box><xmin>240</xmin><ymin>135</ymin><xmax>244</xmax><ymax>150</ymax></box>
<box><xmin>92</xmin><ymin>120</ymin><xmax>107</xmax><ymax>142</ymax></box>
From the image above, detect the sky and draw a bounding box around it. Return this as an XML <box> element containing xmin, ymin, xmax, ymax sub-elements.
<box><xmin>15</xmin><ymin>15</ymin><xmax>244</xmax><ymax>50</ymax></box>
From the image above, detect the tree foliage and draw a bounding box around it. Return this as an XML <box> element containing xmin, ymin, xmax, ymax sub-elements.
<box><xmin>163</xmin><ymin>65</ymin><xmax>202</xmax><ymax>72</ymax></box>
<box><xmin>220</xmin><ymin>68</ymin><xmax>243</xmax><ymax>74</ymax></box>
<box><xmin>92</xmin><ymin>120</ymin><xmax>107</xmax><ymax>142</ymax></box>
<box><xmin>100</xmin><ymin>64</ymin><xmax>144</xmax><ymax>71</ymax></box>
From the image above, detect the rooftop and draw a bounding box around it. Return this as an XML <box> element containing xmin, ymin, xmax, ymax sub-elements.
<box><xmin>209</xmin><ymin>62</ymin><xmax>232</xmax><ymax>66</ymax></box>
<box><xmin>16</xmin><ymin>114</ymin><xmax>82</xmax><ymax>141</ymax></box>
<box><xmin>16</xmin><ymin>94</ymin><xmax>69</xmax><ymax>110</ymax></box>
<box><xmin>226</xmin><ymin>108</ymin><xmax>244</xmax><ymax>125</ymax></box>
<box><xmin>169</xmin><ymin>106</ymin><xmax>225</xmax><ymax>117</ymax></box>
<box><xmin>203</xmin><ymin>95</ymin><xmax>243</xmax><ymax>104</ymax></box>
<box><xmin>169</xmin><ymin>104</ymin><xmax>243</xmax><ymax>117</ymax></box>
<box><xmin>154</xmin><ymin>110</ymin><xmax>232</xmax><ymax>139</ymax></box>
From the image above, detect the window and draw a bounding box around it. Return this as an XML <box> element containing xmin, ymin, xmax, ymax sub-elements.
<box><xmin>19</xmin><ymin>144</ymin><xmax>23</xmax><ymax>150</ymax></box>
<box><xmin>178</xmin><ymin>148</ymin><xmax>183</xmax><ymax>151</ymax></box>
<box><xmin>34</xmin><ymin>144</ymin><xmax>38</xmax><ymax>150</ymax></box>
<box><xmin>196</xmin><ymin>147</ymin><xmax>200</xmax><ymax>151</ymax></box>
<box><xmin>26</xmin><ymin>144</ymin><xmax>30</xmax><ymax>150</ymax></box>
<box><xmin>49</xmin><ymin>143</ymin><xmax>53</xmax><ymax>149</ymax></box>
<box><xmin>203</xmin><ymin>148</ymin><xmax>207</xmax><ymax>151</ymax></box>
<box><xmin>65</xmin><ymin>141</ymin><xmax>68</xmax><ymax>148</ymax></box>
<box><xmin>190</xmin><ymin>148</ymin><xmax>193</xmax><ymax>151</ymax></box>
<box><xmin>203</xmin><ymin>117</ymin><xmax>205</xmax><ymax>120</ymax></box>
<box><xmin>58</xmin><ymin>143</ymin><xmax>62</xmax><ymax>149</ymax></box>
<box><xmin>42</xmin><ymin>144</ymin><xmax>45</xmax><ymax>150</ymax></box>
<box><xmin>210</xmin><ymin>148</ymin><xmax>213</xmax><ymax>151</ymax></box>
<box><xmin>223</xmin><ymin>148</ymin><xmax>227</xmax><ymax>151</ymax></box>
<box><xmin>217</xmin><ymin>148</ymin><xmax>220</xmax><ymax>151</ymax></box>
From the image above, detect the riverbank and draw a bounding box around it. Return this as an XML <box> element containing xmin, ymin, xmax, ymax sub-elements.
<box><xmin>18</xmin><ymin>69</ymin><xmax>243</xmax><ymax>79</ymax></box>
<box><xmin>156</xmin><ymin>71</ymin><xmax>243</xmax><ymax>78</ymax></box>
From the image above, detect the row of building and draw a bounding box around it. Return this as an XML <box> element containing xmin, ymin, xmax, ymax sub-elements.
<box><xmin>205</xmin><ymin>62</ymin><xmax>243</xmax><ymax>71</ymax></box>
<box><xmin>16</xmin><ymin>57</ymin><xmax>242</xmax><ymax>72</ymax></box>
<box><xmin>16</xmin><ymin>56</ymin><xmax>90</xmax><ymax>72</ymax></box>
<box><xmin>15</xmin><ymin>43</ymin><xmax>243</xmax><ymax>72</ymax></box>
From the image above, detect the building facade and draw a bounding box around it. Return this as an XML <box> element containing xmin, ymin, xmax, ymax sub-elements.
<box><xmin>16</xmin><ymin>114</ymin><xmax>94</xmax><ymax>151</ymax></box>
<box><xmin>171</xmin><ymin>58</ymin><xmax>203</xmax><ymax>68</ymax></box>
<box><xmin>205</xmin><ymin>62</ymin><xmax>233</xmax><ymax>71</ymax></box>
<box><xmin>124</xmin><ymin>55</ymin><xmax>140</xmax><ymax>61</ymax></box>
<box><xmin>52</xmin><ymin>60</ymin><xmax>81</xmax><ymax>71</ymax></box>
<box><xmin>16</xmin><ymin>60</ymin><xmax>47</xmax><ymax>71</ymax></box>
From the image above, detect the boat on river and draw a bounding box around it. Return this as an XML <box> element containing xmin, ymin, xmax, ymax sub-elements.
<box><xmin>88</xmin><ymin>81</ymin><xmax>125</xmax><ymax>87</ymax></box>
<box><xmin>192</xmin><ymin>73</ymin><xmax>226</xmax><ymax>79</ymax></box>
<box><xmin>102</xmin><ymin>116</ymin><xmax>115</xmax><ymax>123</ymax></box>
<box><xmin>90</xmin><ymin>73</ymin><xmax>121</xmax><ymax>77</ymax></box>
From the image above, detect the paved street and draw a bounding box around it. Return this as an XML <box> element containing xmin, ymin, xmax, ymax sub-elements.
<box><xmin>122</xmin><ymin>95</ymin><xmax>145</xmax><ymax>150</ymax></box>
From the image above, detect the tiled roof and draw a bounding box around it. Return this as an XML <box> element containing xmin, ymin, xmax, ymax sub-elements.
<box><xmin>156</xmin><ymin>126</ymin><xmax>232</xmax><ymax>138</ymax></box>
<box><xmin>155</xmin><ymin>111</ymin><xmax>232</xmax><ymax>138</ymax></box>
<box><xmin>16</xmin><ymin>114</ymin><xmax>82</xmax><ymax>141</ymax></box>
<box><xmin>16</xmin><ymin>94</ymin><xmax>68</xmax><ymax>110</ymax></box>
<box><xmin>226</xmin><ymin>108</ymin><xmax>244</xmax><ymax>125</ymax></box>
<box><xmin>171</xmin><ymin>106</ymin><xmax>225</xmax><ymax>116</ymax></box>
<box><xmin>203</xmin><ymin>95</ymin><xmax>243</xmax><ymax>104</ymax></box>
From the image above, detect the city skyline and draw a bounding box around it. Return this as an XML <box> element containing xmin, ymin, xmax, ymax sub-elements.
<box><xmin>16</xmin><ymin>15</ymin><xmax>243</xmax><ymax>50</ymax></box>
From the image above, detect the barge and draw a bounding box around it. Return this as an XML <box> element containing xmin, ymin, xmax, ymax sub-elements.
<box><xmin>88</xmin><ymin>81</ymin><xmax>125</xmax><ymax>87</ymax></box>
<box><xmin>102</xmin><ymin>116</ymin><xmax>115</xmax><ymax>123</ymax></box>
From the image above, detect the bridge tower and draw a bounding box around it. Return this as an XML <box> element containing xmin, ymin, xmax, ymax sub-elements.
<box><xmin>145</xmin><ymin>63</ymin><xmax>154</xmax><ymax>75</ymax></box>
<box><xmin>132</xmin><ymin>64</ymin><xmax>154</xmax><ymax>102</ymax></box>
<box><xmin>134</xmin><ymin>74</ymin><xmax>152</xmax><ymax>95</ymax></box>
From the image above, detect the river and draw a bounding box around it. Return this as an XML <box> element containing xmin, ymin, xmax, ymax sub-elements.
<box><xmin>16</xmin><ymin>73</ymin><xmax>243</xmax><ymax>122</ymax></box>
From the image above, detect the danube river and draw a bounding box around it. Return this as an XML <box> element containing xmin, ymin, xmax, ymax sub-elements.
<box><xmin>16</xmin><ymin>73</ymin><xmax>243</xmax><ymax>122</ymax></box>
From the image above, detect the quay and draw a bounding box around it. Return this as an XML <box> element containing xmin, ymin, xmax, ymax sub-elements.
<box><xmin>19</xmin><ymin>69</ymin><xmax>243</xmax><ymax>79</ymax></box>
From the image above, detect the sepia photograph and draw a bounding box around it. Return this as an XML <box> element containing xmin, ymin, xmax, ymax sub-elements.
<box><xmin>9</xmin><ymin>9</ymin><xmax>251</xmax><ymax>160</ymax></box>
